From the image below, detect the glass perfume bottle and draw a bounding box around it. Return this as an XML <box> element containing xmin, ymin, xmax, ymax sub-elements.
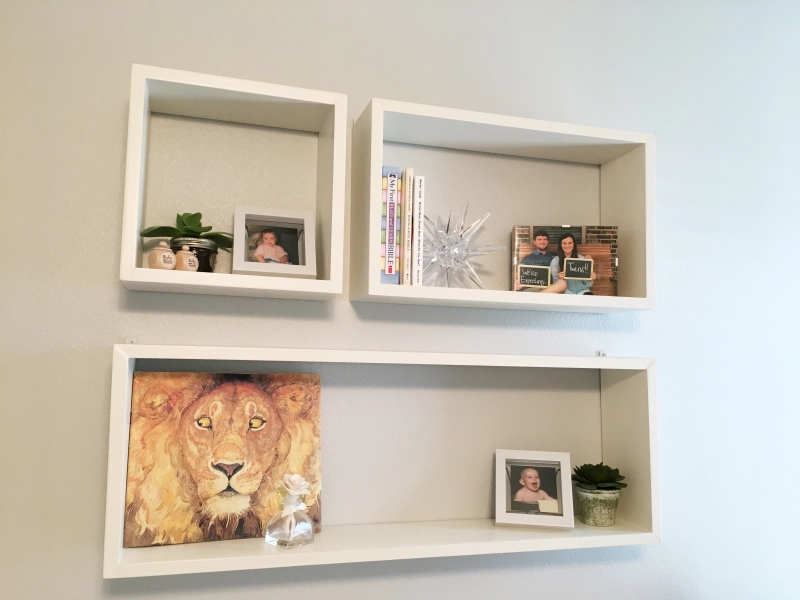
<box><xmin>265</xmin><ymin>474</ymin><xmax>314</xmax><ymax>549</ymax></box>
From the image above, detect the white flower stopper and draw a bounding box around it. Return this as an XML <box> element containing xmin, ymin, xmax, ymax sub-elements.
<box><xmin>280</xmin><ymin>474</ymin><xmax>310</xmax><ymax>519</ymax></box>
<box><xmin>283</xmin><ymin>473</ymin><xmax>311</xmax><ymax>496</ymax></box>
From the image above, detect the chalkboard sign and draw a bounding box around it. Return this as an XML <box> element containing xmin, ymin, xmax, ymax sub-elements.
<box><xmin>518</xmin><ymin>265</ymin><xmax>551</xmax><ymax>288</ymax></box>
<box><xmin>564</xmin><ymin>258</ymin><xmax>593</xmax><ymax>280</ymax></box>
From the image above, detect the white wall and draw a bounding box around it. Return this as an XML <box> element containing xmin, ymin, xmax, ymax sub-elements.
<box><xmin>1</xmin><ymin>2</ymin><xmax>798</xmax><ymax>598</ymax></box>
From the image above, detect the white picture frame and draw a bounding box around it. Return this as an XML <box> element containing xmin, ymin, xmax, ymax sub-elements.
<box><xmin>495</xmin><ymin>449</ymin><xmax>574</xmax><ymax>529</ymax></box>
<box><xmin>233</xmin><ymin>205</ymin><xmax>317</xmax><ymax>279</ymax></box>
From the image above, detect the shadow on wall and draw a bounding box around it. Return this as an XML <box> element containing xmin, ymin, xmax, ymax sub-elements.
<box><xmin>350</xmin><ymin>299</ymin><xmax>643</xmax><ymax>335</ymax></box>
<box><xmin>103</xmin><ymin>544</ymin><xmax>650</xmax><ymax>596</ymax></box>
<box><xmin>119</xmin><ymin>285</ymin><xmax>642</xmax><ymax>335</ymax></box>
<box><xmin>119</xmin><ymin>288</ymin><xmax>335</xmax><ymax>321</ymax></box>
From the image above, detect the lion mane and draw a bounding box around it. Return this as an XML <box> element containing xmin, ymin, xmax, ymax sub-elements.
<box><xmin>123</xmin><ymin>372</ymin><xmax>321</xmax><ymax>548</ymax></box>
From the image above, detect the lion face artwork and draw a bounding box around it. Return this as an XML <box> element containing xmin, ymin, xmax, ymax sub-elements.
<box><xmin>123</xmin><ymin>372</ymin><xmax>321</xmax><ymax>548</ymax></box>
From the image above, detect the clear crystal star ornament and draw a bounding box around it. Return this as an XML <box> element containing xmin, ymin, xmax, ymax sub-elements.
<box><xmin>423</xmin><ymin>203</ymin><xmax>504</xmax><ymax>288</ymax></box>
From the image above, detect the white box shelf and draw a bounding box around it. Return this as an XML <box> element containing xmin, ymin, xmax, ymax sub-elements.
<box><xmin>104</xmin><ymin>345</ymin><xmax>660</xmax><ymax>578</ymax></box>
<box><xmin>119</xmin><ymin>65</ymin><xmax>346</xmax><ymax>300</ymax></box>
<box><xmin>351</xmin><ymin>99</ymin><xmax>655</xmax><ymax>312</ymax></box>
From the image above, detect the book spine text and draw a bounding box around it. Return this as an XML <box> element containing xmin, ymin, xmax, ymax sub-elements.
<box><xmin>412</xmin><ymin>175</ymin><xmax>425</xmax><ymax>285</ymax></box>
<box><xmin>385</xmin><ymin>172</ymin><xmax>398</xmax><ymax>276</ymax></box>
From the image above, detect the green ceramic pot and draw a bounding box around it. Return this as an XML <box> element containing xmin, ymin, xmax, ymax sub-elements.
<box><xmin>575</xmin><ymin>487</ymin><xmax>621</xmax><ymax>527</ymax></box>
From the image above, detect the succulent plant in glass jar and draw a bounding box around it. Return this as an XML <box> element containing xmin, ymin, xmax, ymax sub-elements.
<box><xmin>140</xmin><ymin>212</ymin><xmax>233</xmax><ymax>272</ymax></box>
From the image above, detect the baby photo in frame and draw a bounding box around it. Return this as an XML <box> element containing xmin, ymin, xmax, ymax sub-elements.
<box><xmin>495</xmin><ymin>449</ymin><xmax>574</xmax><ymax>529</ymax></box>
<box><xmin>233</xmin><ymin>205</ymin><xmax>317</xmax><ymax>279</ymax></box>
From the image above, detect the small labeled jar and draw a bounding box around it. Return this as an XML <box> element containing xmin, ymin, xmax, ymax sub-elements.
<box><xmin>147</xmin><ymin>241</ymin><xmax>176</xmax><ymax>270</ymax></box>
<box><xmin>170</xmin><ymin>237</ymin><xmax>218</xmax><ymax>272</ymax></box>
<box><xmin>174</xmin><ymin>245</ymin><xmax>199</xmax><ymax>271</ymax></box>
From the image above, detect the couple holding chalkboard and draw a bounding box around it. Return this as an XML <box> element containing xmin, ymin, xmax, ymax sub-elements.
<box><xmin>516</xmin><ymin>230</ymin><xmax>596</xmax><ymax>294</ymax></box>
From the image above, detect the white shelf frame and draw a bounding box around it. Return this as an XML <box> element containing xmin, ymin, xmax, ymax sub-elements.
<box><xmin>350</xmin><ymin>98</ymin><xmax>655</xmax><ymax>312</ymax></box>
<box><xmin>104</xmin><ymin>344</ymin><xmax>660</xmax><ymax>578</ymax></box>
<box><xmin>119</xmin><ymin>65</ymin><xmax>347</xmax><ymax>300</ymax></box>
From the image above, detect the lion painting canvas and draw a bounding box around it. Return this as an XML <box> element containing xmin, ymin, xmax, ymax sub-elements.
<box><xmin>124</xmin><ymin>372</ymin><xmax>321</xmax><ymax>548</ymax></box>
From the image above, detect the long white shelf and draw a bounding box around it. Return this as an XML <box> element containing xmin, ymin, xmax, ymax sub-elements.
<box><xmin>104</xmin><ymin>345</ymin><xmax>660</xmax><ymax>578</ymax></box>
<box><xmin>113</xmin><ymin>517</ymin><xmax>657</xmax><ymax>578</ymax></box>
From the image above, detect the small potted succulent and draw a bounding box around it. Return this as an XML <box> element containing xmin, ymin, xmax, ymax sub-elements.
<box><xmin>141</xmin><ymin>212</ymin><xmax>233</xmax><ymax>272</ymax></box>
<box><xmin>572</xmin><ymin>462</ymin><xmax>627</xmax><ymax>527</ymax></box>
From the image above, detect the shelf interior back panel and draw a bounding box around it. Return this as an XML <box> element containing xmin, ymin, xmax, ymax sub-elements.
<box><xmin>382</xmin><ymin>141</ymin><xmax>600</xmax><ymax>292</ymax></box>
<box><xmin>142</xmin><ymin>113</ymin><xmax>319</xmax><ymax>273</ymax></box>
<box><xmin>134</xmin><ymin>359</ymin><xmax>603</xmax><ymax>527</ymax></box>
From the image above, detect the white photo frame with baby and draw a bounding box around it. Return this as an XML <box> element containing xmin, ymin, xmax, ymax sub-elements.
<box><xmin>495</xmin><ymin>449</ymin><xmax>574</xmax><ymax>529</ymax></box>
<box><xmin>233</xmin><ymin>205</ymin><xmax>317</xmax><ymax>279</ymax></box>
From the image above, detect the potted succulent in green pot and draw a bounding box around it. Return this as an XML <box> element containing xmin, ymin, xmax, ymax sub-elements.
<box><xmin>141</xmin><ymin>212</ymin><xmax>233</xmax><ymax>273</ymax></box>
<box><xmin>572</xmin><ymin>462</ymin><xmax>627</xmax><ymax>527</ymax></box>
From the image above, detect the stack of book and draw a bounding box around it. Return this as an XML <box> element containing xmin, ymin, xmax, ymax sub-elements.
<box><xmin>381</xmin><ymin>166</ymin><xmax>425</xmax><ymax>285</ymax></box>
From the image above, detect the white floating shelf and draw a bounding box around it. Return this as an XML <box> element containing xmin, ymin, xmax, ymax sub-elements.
<box><xmin>105</xmin><ymin>345</ymin><xmax>660</xmax><ymax>578</ymax></box>
<box><xmin>119</xmin><ymin>65</ymin><xmax>347</xmax><ymax>300</ymax></box>
<box><xmin>350</xmin><ymin>98</ymin><xmax>655</xmax><ymax>312</ymax></box>
<box><xmin>115</xmin><ymin>518</ymin><xmax>654</xmax><ymax>578</ymax></box>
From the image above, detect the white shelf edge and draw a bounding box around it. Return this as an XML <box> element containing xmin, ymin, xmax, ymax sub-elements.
<box><xmin>113</xmin><ymin>344</ymin><xmax>653</xmax><ymax>371</ymax></box>
<box><xmin>358</xmin><ymin>283</ymin><xmax>654</xmax><ymax>313</ymax></box>
<box><xmin>121</xmin><ymin>268</ymin><xmax>341</xmax><ymax>299</ymax></box>
<box><xmin>374</xmin><ymin>98</ymin><xmax>654</xmax><ymax>145</ymax></box>
<box><xmin>134</xmin><ymin>64</ymin><xmax>347</xmax><ymax>107</ymax></box>
<box><xmin>107</xmin><ymin>517</ymin><xmax>659</xmax><ymax>578</ymax></box>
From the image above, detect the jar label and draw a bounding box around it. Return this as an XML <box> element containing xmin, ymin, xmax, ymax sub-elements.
<box><xmin>158</xmin><ymin>252</ymin><xmax>176</xmax><ymax>269</ymax></box>
<box><xmin>185</xmin><ymin>255</ymin><xmax>199</xmax><ymax>271</ymax></box>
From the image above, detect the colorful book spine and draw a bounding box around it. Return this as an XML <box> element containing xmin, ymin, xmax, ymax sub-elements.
<box><xmin>381</xmin><ymin>166</ymin><xmax>402</xmax><ymax>284</ymax></box>
<box><xmin>402</xmin><ymin>168</ymin><xmax>414</xmax><ymax>285</ymax></box>
<box><xmin>510</xmin><ymin>225</ymin><xmax>528</xmax><ymax>290</ymax></box>
<box><xmin>411</xmin><ymin>175</ymin><xmax>425</xmax><ymax>285</ymax></box>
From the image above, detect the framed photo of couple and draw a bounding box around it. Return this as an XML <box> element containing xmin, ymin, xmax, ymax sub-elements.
<box><xmin>232</xmin><ymin>205</ymin><xmax>317</xmax><ymax>279</ymax></box>
<box><xmin>495</xmin><ymin>449</ymin><xmax>574</xmax><ymax>529</ymax></box>
<box><xmin>511</xmin><ymin>225</ymin><xmax>618</xmax><ymax>296</ymax></box>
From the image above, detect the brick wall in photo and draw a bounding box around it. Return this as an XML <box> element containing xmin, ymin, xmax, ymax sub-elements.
<box><xmin>584</xmin><ymin>226</ymin><xmax>618</xmax><ymax>293</ymax></box>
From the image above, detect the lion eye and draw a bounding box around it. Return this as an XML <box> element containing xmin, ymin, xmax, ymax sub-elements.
<box><xmin>196</xmin><ymin>417</ymin><xmax>212</xmax><ymax>430</ymax></box>
<box><xmin>249</xmin><ymin>417</ymin><xmax>265</xmax><ymax>431</ymax></box>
